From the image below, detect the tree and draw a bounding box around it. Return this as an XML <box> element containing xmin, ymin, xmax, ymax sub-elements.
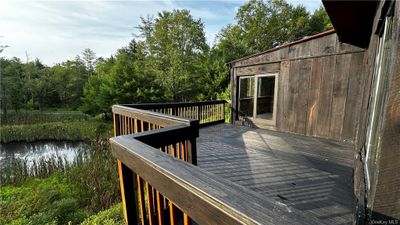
<box><xmin>82</xmin><ymin>43</ymin><xmax>162</xmax><ymax>117</ymax></box>
<box><xmin>204</xmin><ymin>0</ymin><xmax>333</xmax><ymax>102</ymax></box>
<box><xmin>80</xmin><ymin>48</ymin><xmax>97</xmax><ymax>76</ymax></box>
<box><xmin>236</xmin><ymin>0</ymin><xmax>314</xmax><ymax>52</ymax></box>
<box><xmin>308</xmin><ymin>5</ymin><xmax>333</xmax><ymax>34</ymax></box>
<box><xmin>138</xmin><ymin>9</ymin><xmax>209</xmax><ymax>101</ymax></box>
<box><xmin>2</xmin><ymin>58</ymin><xmax>25</xmax><ymax>112</ymax></box>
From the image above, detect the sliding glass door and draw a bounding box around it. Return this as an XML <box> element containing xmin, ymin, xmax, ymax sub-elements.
<box><xmin>239</xmin><ymin>76</ymin><xmax>255</xmax><ymax>116</ymax></box>
<box><xmin>239</xmin><ymin>73</ymin><xmax>278</xmax><ymax>125</ymax></box>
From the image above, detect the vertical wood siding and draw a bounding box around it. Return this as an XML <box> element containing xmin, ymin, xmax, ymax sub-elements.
<box><xmin>231</xmin><ymin>32</ymin><xmax>367</xmax><ymax>142</ymax></box>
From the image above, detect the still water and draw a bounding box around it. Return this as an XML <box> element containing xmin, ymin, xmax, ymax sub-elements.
<box><xmin>0</xmin><ymin>141</ymin><xmax>88</xmax><ymax>168</ymax></box>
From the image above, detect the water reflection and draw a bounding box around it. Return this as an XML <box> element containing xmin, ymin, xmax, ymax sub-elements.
<box><xmin>0</xmin><ymin>141</ymin><xmax>88</xmax><ymax>169</ymax></box>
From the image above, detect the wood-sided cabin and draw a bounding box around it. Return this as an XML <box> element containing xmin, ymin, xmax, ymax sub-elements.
<box><xmin>228</xmin><ymin>30</ymin><xmax>367</xmax><ymax>142</ymax></box>
<box><xmin>109</xmin><ymin>1</ymin><xmax>399</xmax><ymax>225</ymax></box>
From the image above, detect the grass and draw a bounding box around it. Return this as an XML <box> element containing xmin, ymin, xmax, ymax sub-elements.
<box><xmin>1</xmin><ymin>110</ymin><xmax>90</xmax><ymax>125</ymax></box>
<box><xmin>0</xmin><ymin>174</ymin><xmax>87</xmax><ymax>225</ymax></box>
<box><xmin>0</xmin><ymin>120</ymin><xmax>112</xmax><ymax>143</ymax></box>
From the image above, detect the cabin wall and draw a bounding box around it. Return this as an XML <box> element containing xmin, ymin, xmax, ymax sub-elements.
<box><xmin>231</xmin><ymin>33</ymin><xmax>367</xmax><ymax>142</ymax></box>
<box><xmin>352</xmin><ymin>1</ymin><xmax>400</xmax><ymax>222</ymax></box>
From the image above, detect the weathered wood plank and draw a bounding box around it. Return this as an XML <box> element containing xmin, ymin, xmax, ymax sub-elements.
<box><xmin>197</xmin><ymin>124</ymin><xmax>354</xmax><ymax>224</ymax></box>
<box><xmin>330</xmin><ymin>53</ymin><xmax>352</xmax><ymax>139</ymax></box>
<box><xmin>306</xmin><ymin>57</ymin><xmax>323</xmax><ymax>136</ymax></box>
<box><xmin>288</xmin><ymin>60</ymin><xmax>300</xmax><ymax>132</ymax></box>
<box><xmin>316</xmin><ymin>55</ymin><xmax>336</xmax><ymax>137</ymax></box>
<box><xmin>294</xmin><ymin>59</ymin><xmax>312</xmax><ymax>134</ymax></box>
<box><xmin>236</xmin><ymin>63</ymin><xmax>280</xmax><ymax>75</ymax></box>
<box><xmin>341</xmin><ymin>52</ymin><xmax>365</xmax><ymax>141</ymax></box>
<box><xmin>276</xmin><ymin>61</ymin><xmax>289</xmax><ymax>130</ymax></box>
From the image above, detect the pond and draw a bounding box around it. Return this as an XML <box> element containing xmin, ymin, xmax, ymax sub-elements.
<box><xmin>0</xmin><ymin>141</ymin><xmax>89</xmax><ymax>169</ymax></box>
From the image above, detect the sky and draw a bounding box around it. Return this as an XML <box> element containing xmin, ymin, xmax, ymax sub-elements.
<box><xmin>0</xmin><ymin>0</ymin><xmax>321</xmax><ymax>66</ymax></box>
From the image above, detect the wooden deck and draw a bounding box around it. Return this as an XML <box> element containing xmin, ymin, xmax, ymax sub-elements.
<box><xmin>198</xmin><ymin>124</ymin><xmax>354</xmax><ymax>225</ymax></box>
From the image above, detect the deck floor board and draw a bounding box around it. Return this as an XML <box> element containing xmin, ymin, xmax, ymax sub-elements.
<box><xmin>197</xmin><ymin>124</ymin><xmax>354</xmax><ymax>225</ymax></box>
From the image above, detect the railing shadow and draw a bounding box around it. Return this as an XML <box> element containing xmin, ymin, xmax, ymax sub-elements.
<box><xmin>197</xmin><ymin>123</ymin><xmax>354</xmax><ymax>225</ymax></box>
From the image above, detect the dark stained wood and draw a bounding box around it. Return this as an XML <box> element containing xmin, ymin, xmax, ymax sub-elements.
<box><xmin>197</xmin><ymin>124</ymin><xmax>354</xmax><ymax>225</ymax></box>
<box><xmin>113</xmin><ymin>105</ymin><xmax>190</xmax><ymax>128</ymax></box>
<box><xmin>169</xmin><ymin>202</ymin><xmax>177</xmax><ymax>225</ymax></box>
<box><xmin>183</xmin><ymin>213</ymin><xmax>191</xmax><ymax>225</ymax></box>
<box><xmin>156</xmin><ymin>191</ymin><xmax>165</xmax><ymax>225</ymax></box>
<box><xmin>124</xmin><ymin>100</ymin><xmax>225</xmax><ymax>109</ymax></box>
<box><xmin>146</xmin><ymin>182</ymin><xmax>156</xmax><ymax>225</ymax></box>
<box><xmin>133</xmin><ymin>124</ymin><xmax>199</xmax><ymax>149</ymax></box>
<box><xmin>137</xmin><ymin>176</ymin><xmax>148</xmax><ymax>225</ymax></box>
<box><xmin>110</xmin><ymin>134</ymin><xmax>328</xmax><ymax>225</ymax></box>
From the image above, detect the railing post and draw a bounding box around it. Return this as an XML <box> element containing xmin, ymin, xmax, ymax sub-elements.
<box><xmin>197</xmin><ymin>105</ymin><xmax>201</xmax><ymax>122</ymax></box>
<box><xmin>114</xmin><ymin>113</ymin><xmax>120</xmax><ymax>136</ymax></box>
<box><xmin>118</xmin><ymin>161</ymin><xmax>139</xmax><ymax>225</ymax></box>
<box><xmin>187</xmin><ymin>138</ymin><xmax>197</xmax><ymax>166</ymax></box>
<box><xmin>222</xmin><ymin>101</ymin><xmax>225</xmax><ymax>122</ymax></box>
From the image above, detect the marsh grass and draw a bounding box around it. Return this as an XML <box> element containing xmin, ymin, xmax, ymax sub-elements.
<box><xmin>0</xmin><ymin>120</ymin><xmax>112</xmax><ymax>143</ymax></box>
<box><xmin>0</xmin><ymin>110</ymin><xmax>90</xmax><ymax>125</ymax></box>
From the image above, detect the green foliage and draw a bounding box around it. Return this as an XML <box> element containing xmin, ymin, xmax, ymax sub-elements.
<box><xmin>0</xmin><ymin>49</ymin><xmax>95</xmax><ymax>116</ymax></box>
<box><xmin>1</xmin><ymin>4</ymin><xmax>332</xmax><ymax>117</ymax></box>
<box><xmin>81</xmin><ymin>203</ymin><xmax>123</xmax><ymax>225</ymax></box>
<box><xmin>67</xmin><ymin>139</ymin><xmax>120</xmax><ymax>212</ymax></box>
<box><xmin>138</xmin><ymin>9</ymin><xmax>209</xmax><ymax>101</ymax></box>
<box><xmin>219</xmin><ymin>0</ymin><xmax>332</xmax><ymax>53</ymax></box>
<box><xmin>308</xmin><ymin>5</ymin><xmax>333</xmax><ymax>33</ymax></box>
<box><xmin>0</xmin><ymin>120</ymin><xmax>111</xmax><ymax>143</ymax></box>
<box><xmin>81</xmin><ymin>44</ymin><xmax>162</xmax><ymax>116</ymax></box>
<box><xmin>0</xmin><ymin>174</ymin><xmax>87</xmax><ymax>225</ymax></box>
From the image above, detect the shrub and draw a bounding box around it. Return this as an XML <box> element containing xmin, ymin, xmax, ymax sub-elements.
<box><xmin>66</xmin><ymin>139</ymin><xmax>121</xmax><ymax>212</ymax></box>
<box><xmin>81</xmin><ymin>203</ymin><xmax>124</xmax><ymax>225</ymax></box>
<box><xmin>0</xmin><ymin>174</ymin><xmax>87</xmax><ymax>225</ymax></box>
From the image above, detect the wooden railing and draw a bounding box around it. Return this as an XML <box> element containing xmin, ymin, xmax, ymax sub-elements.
<box><xmin>111</xmin><ymin>102</ymin><xmax>327</xmax><ymax>225</ymax></box>
<box><xmin>122</xmin><ymin>100</ymin><xmax>225</xmax><ymax>126</ymax></box>
<box><xmin>113</xmin><ymin>105</ymin><xmax>199</xmax><ymax>225</ymax></box>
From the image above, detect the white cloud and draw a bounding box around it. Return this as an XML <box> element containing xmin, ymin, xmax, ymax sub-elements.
<box><xmin>0</xmin><ymin>0</ymin><xmax>320</xmax><ymax>65</ymax></box>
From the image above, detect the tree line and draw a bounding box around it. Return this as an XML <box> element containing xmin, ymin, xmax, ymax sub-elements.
<box><xmin>0</xmin><ymin>0</ymin><xmax>332</xmax><ymax>118</ymax></box>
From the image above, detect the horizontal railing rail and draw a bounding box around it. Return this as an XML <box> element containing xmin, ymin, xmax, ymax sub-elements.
<box><xmin>111</xmin><ymin>132</ymin><xmax>327</xmax><ymax>225</ymax></box>
<box><xmin>113</xmin><ymin>104</ymin><xmax>200</xmax><ymax>225</ymax></box>
<box><xmin>122</xmin><ymin>100</ymin><xmax>226</xmax><ymax>126</ymax></box>
<box><xmin>111</xmin><ymin>101</ymin><xmax>327</xmax><ymax>225</ymax></box>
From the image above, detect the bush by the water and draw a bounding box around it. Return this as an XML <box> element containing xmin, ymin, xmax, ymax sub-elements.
<box><xmin>0</xmin><ymin>174</ymin><xmax>88</xmax><ymax>225</ymax></box>
<box><xmin>81</xmin><ymin>203</ymin><xmax>124</xmax><ymax>225</ymax></box>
